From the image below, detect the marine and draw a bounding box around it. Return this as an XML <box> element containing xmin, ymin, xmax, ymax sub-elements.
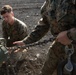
<box><xmin>13</xmin><ymin>0</ymin><xmax>76</xmax><ymax>75</ymax></box>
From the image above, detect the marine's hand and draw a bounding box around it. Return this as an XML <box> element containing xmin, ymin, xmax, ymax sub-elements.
<box><xmin>13</xmin><ymin>41</ymin><xmax>25</xmax><ymax>46</ymax></box>
<box><xmin>56</xmin><ymin>31</ymin><xmax>72</xmax><ymax>45</ymax></box>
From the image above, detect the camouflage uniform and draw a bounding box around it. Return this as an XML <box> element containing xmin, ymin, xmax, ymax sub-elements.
<box><xmin>2</xmin><ymin>18</ymin><xmax>28</xmax><ymax>47</ymax></box>
<box><xmin>22</xmin><ymin>0</ymin><xmax>76</xmax><ymax>75</ymax></box>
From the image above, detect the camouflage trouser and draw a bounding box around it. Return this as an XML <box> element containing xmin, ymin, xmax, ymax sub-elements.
<box><xmin>41</xmin><ymin>42</ymin><xmax>66</xmax><ymax>75</ymax></box>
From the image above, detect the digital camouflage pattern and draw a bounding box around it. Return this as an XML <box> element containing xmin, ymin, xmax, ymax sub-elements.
<box><xmin>2</xmin><ymin>18</ymin><xmax>28</xmax><ymax>47</ymax></box>
<box><xmin>23</xmin><ymin>0</ymin><xmax>76</xmax><ymax>44</ymax></box>
<box><xmin>22</xmin><ymin>0</ymin><xmax>76</xmax><ymax>75</ymax></box>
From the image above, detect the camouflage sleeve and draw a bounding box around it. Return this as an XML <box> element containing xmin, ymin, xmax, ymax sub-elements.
<box><xmin>17</xmin><ymin>23</ymin><xmax>28</xmax><ymax>40</ymax></box>
<box><xmin>2</xmin><ymin>21</ymin><xmax>8</xmax><ymax>40</ymax></box>
<box><xmin>23</xmin><ymin>18</ymin><xmax>50</xmax><ymax>44</ymax></box>
<box><xmin>40</xmin><ymin>1</ymin><xmax>47</xmax><ymax>15</ymax></box>
<box><xmin>22</xmin><ymin>1</ymin><xmax>50</xmax><ymax>44</ymax></box>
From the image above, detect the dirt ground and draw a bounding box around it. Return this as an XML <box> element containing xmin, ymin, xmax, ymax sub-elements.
<box><xmin>0</xmin><ymin>0</ymin><xmax>52</xmax><ymax>75</ymax></box>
